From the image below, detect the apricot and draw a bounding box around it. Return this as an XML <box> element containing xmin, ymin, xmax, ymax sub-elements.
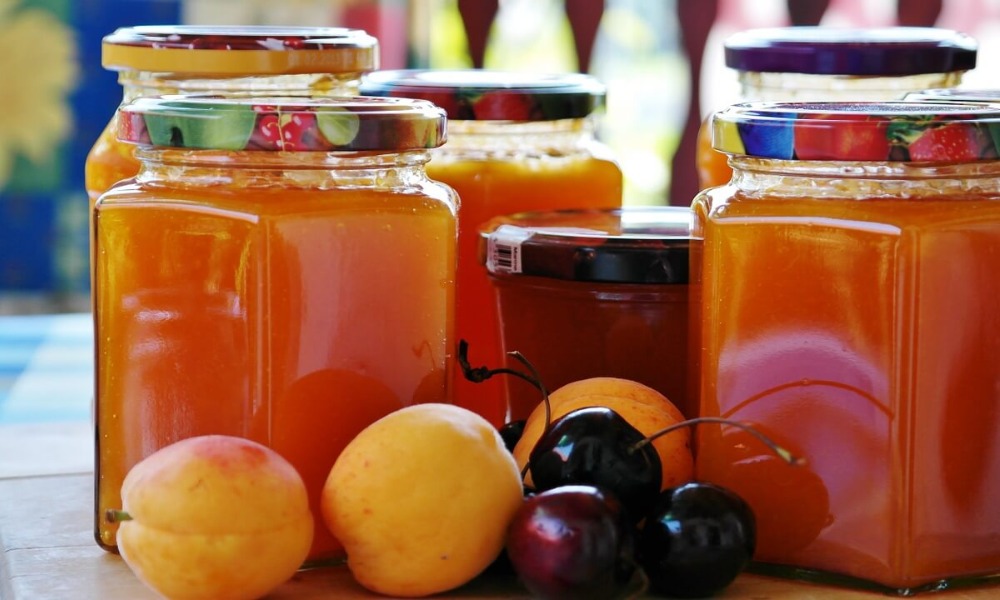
<box><xmin>513</xmin><ymin>377</ymin><xmax>693</xmax><ymax>490</ymax></box>
<box><xmin>114</xmin><ymin>435</ymin><xmax>314</xmax><ymax>600</ymax></box>
<box><xmin>321</xmin><ymin>403</ymin><xmax>524</xmax><ymax>597</ymax></box>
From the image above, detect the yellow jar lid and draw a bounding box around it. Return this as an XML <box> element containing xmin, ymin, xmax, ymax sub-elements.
<box><xmin>102</xmin><ymin>25</ymin><xmax>378</xmax><ymax>75</ymax></box>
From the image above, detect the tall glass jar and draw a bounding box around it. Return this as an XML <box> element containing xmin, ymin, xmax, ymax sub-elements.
<box><xmin>361</xmin><ymin>70</ymin><xmax>623</xmax><ymax>427</ymax></box>
<box><xmin>86</xmin><ymin>25</ymin><xmax>379</xmax><ymax>209</ymax></box>
<box><xmin>697</xmin><ymin>26</ymin><xmax>977</xmax><ymax>191</ymax></box>
<box><xmin>93</xmin><ymin>96</ymin><xmax>455</xmax><ymax>565</ymax></box>
<box><xmin>694</xmin><ymin>101</ymin><xmax>1000</xmax><ymax>594</ymax></box>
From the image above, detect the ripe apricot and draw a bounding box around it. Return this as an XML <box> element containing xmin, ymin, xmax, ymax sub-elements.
<box><xmin>321</xmin><ymin>403</ymin><xmax>524</xmax><ymax>597</ymax></box>
<box><xmin>114</xmin><ymin>435</ymin><xmax>313</xmax><ymax>600</ymax></box>
<box><xmin>513</xmin><ymin>377</ymin><xmax>693</xmax><ymax>490</ymax></box>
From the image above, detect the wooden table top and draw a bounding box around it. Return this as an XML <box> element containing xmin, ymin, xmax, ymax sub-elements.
<box><xmin>3</xmin><ymin>468</ymin><xmax>1000</xmax><ymax>599</ymax></box>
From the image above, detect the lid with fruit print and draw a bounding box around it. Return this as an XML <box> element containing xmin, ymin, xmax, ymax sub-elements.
<box><xmin>102</xmin><ymin>26</ymin><xmax>378</xmax><ymax>75</ymax></box>
<box><xmin>478</xmin><ymin>207</ymin><xmax>696</xmax><ymax>284</ymax></box>
<box><xmin>724</xmin><ymin>27</ymin><xmax>977</xmax><ymax>75</ymax></box>
<box><xmin>359</xmin><ymin>69</ymin><xmax>605</xmax><ymax>121</ymax></box>
<box><xmin>117</xmin><ymin>96</ymin><xmax>447</xmax><ymax>152</ymax></box>
<box><xmin>712</xmin><ymin>101</ymin><xmax>1000</xmax><ymax>162</ymax></box>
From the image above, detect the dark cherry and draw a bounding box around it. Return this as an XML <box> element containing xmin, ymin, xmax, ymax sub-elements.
<box><xmin>506</xmin><ymin>485</ymin><xmax>636</xmax><ymax>600</ymax></box>
<box><xmin>638</xmin><ymin>482</ymin><xmax>756</xmax><ymax>598</ymax></box>
<box><xmin>499</xmin><ymin>419</ymin><xmax>526</xmax><ymax>453</ymax></box>
<box><xmin>528</xmin><ymin>406</ymin><xmax>662</xmax><ymax>522</ymax></box>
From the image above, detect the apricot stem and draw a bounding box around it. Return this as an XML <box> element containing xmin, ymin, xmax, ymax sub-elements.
<box><xmin>106</xmin><ymin>509</ymin><xmax>133</xmax><ymax>523</ymax></box>
<box><xmin>631</xmin><ymin>417</ymin><xmax>806</xmax><ymax>467</ymax></box>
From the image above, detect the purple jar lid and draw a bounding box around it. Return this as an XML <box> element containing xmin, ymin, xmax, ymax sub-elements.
<box><xmin>724</xmin><ymin>27</ymin><xmax>977</xmax><ymax>76</ymax></box>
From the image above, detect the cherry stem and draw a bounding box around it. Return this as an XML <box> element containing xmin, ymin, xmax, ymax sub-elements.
<box><xmin>458</xmin><ymin>339</ymin><xmax>548</xmax><ymax>397</ymax></box>
<box><xmin>106</xmin><ymin>509</ymin><xmax>133</xmax><ymax>523</ymax></box>
<box><xmin>456</xmin><ymin>340</ymin><xmax>550</xmax><ymax>481</ymax></box>
<box><xmin>631</xmin><ymin>417</ymin><xmax>806</xmax><ymax>467</ymax></box>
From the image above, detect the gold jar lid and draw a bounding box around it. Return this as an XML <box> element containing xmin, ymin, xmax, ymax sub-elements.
<box><xmin>102</xmin><ymin>25</ymin><xmax>378</xmax><ymax>75</ymax></box>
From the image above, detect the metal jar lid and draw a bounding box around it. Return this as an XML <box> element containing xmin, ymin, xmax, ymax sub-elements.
<box><xmin>118</xmin><ymin>95</ymin><xmax>446</xmax><ymax>152</ymax></box>
<box><xmin>724</xmin><ymin>27</ymin><xmax>977</xmax><ymax>76</ymax></box>
<box><xmin>713</xmin><ymin>101</ymin><xmax>1000</xmax><ymax>162</ymax></box>
<box><xmin>360</xmin><ymin>69</ymin><xmax>606</xmax><ymax>121</ymax></box>
<box><xmin>102</xmin><ymin>25</ymin><xmax>379</xmax><ymax>75</ymax></box>
<box><xmin>479</xmin><ymin>207</ymin><xmax>696</xmax><ymax>284</ymax></box>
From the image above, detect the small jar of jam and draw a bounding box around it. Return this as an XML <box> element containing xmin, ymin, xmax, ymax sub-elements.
<box><xmin>479</xmin><ymin>207</ymin><xmax>698</xmax><ymax>421</ymax></box>
<box><xmin>86</xmin><ymin>25</ymin><xmax>378</xmax><ymax>209</ymax></box>
<box><xmin>697</xmin><ymin>26</ymin><xmax>978</xmax><ymax>191</ymax></box>
<box><xmin>93</xmin><ymin>96</ymin><xmax>455</xmax><ymax>564</ymax></box>
<box><xmin>361</xmin><ymin>70</ymin><xmax>623</xmax><ymax>427</ymax></box>
<box><xmin>694</xmin><ymin>100</ymin><xmax>1000</xmax><ymax>593</ymax></box>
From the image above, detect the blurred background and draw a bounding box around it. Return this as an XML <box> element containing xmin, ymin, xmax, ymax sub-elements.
<box><xmin>2</xmin><ymin>0</ymin><xmax>998</xmax><ymax>314</ymax></box>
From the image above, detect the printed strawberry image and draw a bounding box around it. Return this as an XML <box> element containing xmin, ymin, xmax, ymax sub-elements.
<box><xmin>472</xmin><ymin>91</ymin><xmax>539</xmax><ymax>120</ymax></box>
<box><xmin>793</xmin><ymin>113</ymin><xmax>891</xmax><ymax>161</ymax></box>
<box><xmin>906</xmin><ymin>122</ymin><xmax>998</xmax><ymax>161</ymax></box>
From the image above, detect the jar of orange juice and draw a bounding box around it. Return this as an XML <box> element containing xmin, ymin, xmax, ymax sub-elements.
<box><xmin>93</xmin><ymin>96</ymin><xmax>455</xmax><ymax>564</ymax></box>
<box><xmin>694</xmin><ymin>100</ymin><xmax>1000</xmax><ymax>593</ymax></box>
<box><xmin>480</xmin><ymin>207</ymin><xmax>699</xmax><ymax>420</ymax></box>
<box><xmin>361</xmin><ymin>70</ymin><xmax>623</xmax><ymax>427</ymax></box>
<box><xmin>697</xmin><ymin>26</ymin><xmax>977</xmax><ymax>190</ymax></box>
<box><xmin>86</xmin><ymin>25</ymin><xmax>378</xmax><ymax>210</ymax></box>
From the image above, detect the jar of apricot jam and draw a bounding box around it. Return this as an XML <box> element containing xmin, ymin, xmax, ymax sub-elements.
<box><xmin>86</xmin><ymin>25</ymin><xmax>378</xmax><ymax>210</ymax></box>
<box><xmin>93</xmin><ymin>96</ymin><xmax>456</xmax><ymax>565</ymax></box>
<box><xmin>479</xmin><ymin>207</ymin><xmax>698</xmax><ymax>421</ymax></box>
<box><xmin>697</xmin><ymin>26</ymin><xmax>977</xmax><ymax>191</ymax></box>
<box><xmin>694</xmin><ymin>100</ymin><xmax>1000</xmax><ymax>593</ymax></box>
<box><xmin>361</xmin><ymin>70</ymin><xmax>623</xmax><ymax>427</ymax></box>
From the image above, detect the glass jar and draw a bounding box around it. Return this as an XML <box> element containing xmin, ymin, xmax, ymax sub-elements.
<box><xmin>480</xmin><ymin>207</ymin><xmax>699</xmax><ymax>420</ymax></box>
<box><xmin>86</xmin><ymin>25</ymin><xmax>379</xmax><ymax>209</ymax></box>
<box><xmin>93</xmin><ymin>96</ymin><xmax>455</xmax><ymax>565</ymax></box>
<box><xmin>694</xmin><ymin>100</ymin><xmax>1000</xmax><ymax>593</ymax></box>
<box><xmin>361</xmin><ymin>69</ymin><xmax>623</xmax><ymax>427</ymax></box>
<box><xmin>697</xmin><ymin>26</ymin><xmax>977</xmax><ymax>191</ymax></box>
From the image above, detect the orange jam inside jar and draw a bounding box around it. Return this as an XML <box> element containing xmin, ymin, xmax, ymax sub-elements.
<box><xmin>479</xmin><ymin>207</ymin><xmax>699</xmax><ymax>421</ymax></box>
<box><xmin>361</xmin><ymin>70</ymin><xmax>623</xmax><ymax>427</ymax></box>
<box><xmin>93</xmin><ymin>96</ymin><xmax>455</xmax><ymax>564</ymax></box>
<box><xmin>694</xmin><ymin>101</ymin><xmax>1000</xmax><ymax>593</ymax></box>
<box><xmin>86</xmin><ymin>26</ymin><xmax>378</xmax><ymax>210</ymax></box>
<box><xmin>697</xmin><ymin>27</ymin><xmax>977</xmax><ymax>191</ymax></box>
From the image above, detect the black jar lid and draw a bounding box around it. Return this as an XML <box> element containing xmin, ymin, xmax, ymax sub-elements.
<box><xmin>360</xmin><ymin>69</ymin><xmax>605</xmax><ymax>121</ymax></box>
<box><xmin>479</xmin><ymin>207</ymin><xmax>697</xmax><ymax>285</ymax></box>
<box><xmin>724</xmin><ymin>26</ymin><xmax>977</xmax><ymax>76</ymax></box>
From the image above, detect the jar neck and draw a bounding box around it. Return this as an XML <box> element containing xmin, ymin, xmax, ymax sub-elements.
<box><xmin>737</xmin><ymin>70</ymin><xmax>965</xmax><ymax>102</ymax></box>
<box><xmin>728</xmin><ymin>155</ymin><xmax>1000</xmax><ymax>198</ymax></box>
<box><xmin>133</xmin><ymin>148</ymin><xmax>433</xmax><ymax>190</ymax></box>
<box><xmin>439</xmin><ymin>117</ymin><xmax>600</xmax><ymax>158</ymax></box>
<box><xmin>118</xmin><ymin>70</ymin><xmax>361</xmax><ymax>102</ymax></box>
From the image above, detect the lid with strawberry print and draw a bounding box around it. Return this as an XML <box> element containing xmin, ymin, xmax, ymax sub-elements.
<box><xmin>713</xmin><ymin>101</ymin><xmax>1000</xmax><ymax>162</ymax></box>
<box><xmin>102</xmin><ymin>26</ymin><xmax>378</xmax><ymax>75</ymax></box>
<box><xmin>359</xmin><ymin>69</ymin><xmax>605</xmax><ymax>121</ymax></box>
<box><xmin>117</xmin><ymin>95</ymin><xmax>447</xmax><ymax>152</ymax></box>
<box><xmin>725</xmin><ymin>27</ymin><xmax>977</xmax><ymax>76</ymax></box>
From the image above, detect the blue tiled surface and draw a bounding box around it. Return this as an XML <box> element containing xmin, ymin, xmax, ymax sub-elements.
<box><xmin>0</xmin><ymin>313</ymin><xmax>92</xmax><ymax>424</ymax></box>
